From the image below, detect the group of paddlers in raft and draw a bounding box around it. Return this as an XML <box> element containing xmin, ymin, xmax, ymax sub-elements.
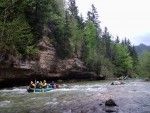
<box><xmin>29</xmin><ymin>80</ymin><xmax>59</xmax><ymax>89</ymax></box>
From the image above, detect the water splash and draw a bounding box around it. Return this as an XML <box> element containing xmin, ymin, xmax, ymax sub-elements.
<box><xmin>0</xmin><ymin>87</ymin><xmax>27</xmax><ymax>94</ymax></box>
<box><xmin>0</xmin><ymin>100</ymin><xmax>11</xmax><ymax>107</ymax></box>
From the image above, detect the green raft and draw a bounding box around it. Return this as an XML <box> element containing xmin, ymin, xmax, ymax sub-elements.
<box><xmin>27</xmin><ymin>87</ymin><xmax>54</xmax><ymax>93</ymax></box>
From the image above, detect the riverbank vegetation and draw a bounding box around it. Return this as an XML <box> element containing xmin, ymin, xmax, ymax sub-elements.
<box><xmin>138</xmin><ymin>51</ymin><xmax>150</xmax><ymax>79</ymax></box>
<box><xmin>0</xmin><ymin>0</ymin><xmax>140</xmax><ymax>78</ymax></box>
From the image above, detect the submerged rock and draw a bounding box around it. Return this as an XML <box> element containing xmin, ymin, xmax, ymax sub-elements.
<box><xmin>104</xmin><ymin>106</ymin><xmax>118</xmax><ymax>112</ymax></box>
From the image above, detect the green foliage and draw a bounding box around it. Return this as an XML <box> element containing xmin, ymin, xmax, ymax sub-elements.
<box><xmin>0</xmin><ymin>0</ymin><xmax>139</xmax><ymax>79</ymax></box>
<box><xmin>25</xmin><ymin>45</ymin><xmax>39</xmax><ymax>59</ymax></box>
<box><xmin>0</xmin><ymin>0</ymin><xmax>37</xmax><ymax>57</ymax></box>
<box><xmin>101</xmin><ymin>56</ymin><xmax>114</xmax><ymax>77</ymax></box>
<box><xmin>55</xmin><ymin>10</ymin><xmax>73</xmax><ymax>58</ymax></box>
<box><xmin>82</xmin><ymin>21</ymin><xmax>97</xmax><ymax>66</ymax></box>
<box><xmin>24</xmin><ymin>0</ymin><xmax>53</xmax><ymax>37</ymax></box>
<box><xmin>87</xmin><ymin>4</ymin><xmax>100</xmax><ymax>31</ymax></box>
<box><xmin>121</xmin><ymin>38</ymin><xmax>139</xmax><ymax>76</ymax></box>
<box><xmin>139</xmin><ymin>51</ymin><xmax>150</xmax><ymax>78</ymax></box>
<box><xmin>113</xmin><ymin>44</ymin><xmax>132</xmax><ymax>76</ymax></box>
<box><xmin>69</xmin><ymin>0</ymin><xmax>78</xmax><ymax>18</ymax></box>
<box><xmin>102</xmin><ymin>27</ymin><xmax>112</xmax><ymax>59</ymax></box>
<box><xmin>81</xmin><ymin>20</ymin><xmax>102</xmax><ymax>76</ymax></box>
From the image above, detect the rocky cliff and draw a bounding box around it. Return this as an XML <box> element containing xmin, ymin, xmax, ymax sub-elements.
<box><xmin>0</xmin><ymin>37</ymin><xmax>96</xmax><ymax>87</ymax></box>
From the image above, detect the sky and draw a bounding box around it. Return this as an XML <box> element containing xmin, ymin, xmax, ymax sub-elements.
<box><xmin>76</xmin><ymin>0</ymin><xmax>150</xmax><ymax>46</ymax></box>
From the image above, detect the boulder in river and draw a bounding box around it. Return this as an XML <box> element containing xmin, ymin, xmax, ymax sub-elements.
<box><xmin>105</xmin><ymin>99</ymin><xmax>117</xmax><ymax>106</ymax></box>
<box><xmin>111</xmin><ymin>81</ymin><xmax>125</xmax><ymax>85</ymax></box>
<box><xmin>105</xmin><ymin>99</ymin><xmax>118</xmax><ymax>113</ymax></box>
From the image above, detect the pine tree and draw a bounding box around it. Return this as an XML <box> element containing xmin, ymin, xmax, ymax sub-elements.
<box><xmin>113</xmin><ymin>44</ymin><xmax>132</xmax><ymax>76</ymax></box>
<box><xmin>58</xmin><ymin>10</ymin><xmax>73</xmax><ymax>58</ymax></box>
<box><xmin>102</xmin><ymin>27</ymin><xmax>112</xmax><ymax>59</ymax></box>
<box><xmin>87</xmin><ymin>4</ymin><xmax>100</xmax><ymax>31</ymax></box>
<box><xmin>140</xmin><ymin>51</ymin><xmax>150</xmax><ymax>79</ymax></box>
<box><xmin>122</xmin><ymin>38</ymin><xmax>139</xmax><ymax>75</ymax></box>
<box><xmin>86</xmin><ymin>4</ymin><xmax>104</xmax><ymax>76</ymax></box>
<box><xmin>69</xmin><ymin>0</ymin><xmax>78</xmax><ymax>19</ymax></box>
<box><xmin>24</xmin><ymin>0</ymin><xmax>56</xmax><ymax>38</ymax></box>
<box><xmin>0</xmin><ymin>0</ymin><xmax>36</xmax><ymax>57</ymax></box>
<box><xmin>82</xmin><ymin>21</ymin><xmax>97</xmax><ymax>69</ymax></box>
<box><xmin>115</xmin><ymin>36</ymin><xmax>120</xmax><ymax>43</ymax></box>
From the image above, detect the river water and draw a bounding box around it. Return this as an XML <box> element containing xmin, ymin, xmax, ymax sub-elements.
<box><xmin>0</xmin><ymin>79</ymin><xmax>150</xmax><ymax>113</ymax></box>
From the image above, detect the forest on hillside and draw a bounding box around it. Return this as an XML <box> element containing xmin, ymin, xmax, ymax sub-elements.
<box><xmin>1</xmin><ymin>0</ymin><xmax>150</xmax><ymax>79</ymax></box>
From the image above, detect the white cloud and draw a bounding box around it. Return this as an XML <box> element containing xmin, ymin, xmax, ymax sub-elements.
<box><xmin>76</xmin><ymin>0</ymin><xmax>150</xmax><ymax>45</ymax></box>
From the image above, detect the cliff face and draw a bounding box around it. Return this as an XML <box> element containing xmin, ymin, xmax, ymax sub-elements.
<box><xmin>0</xmin><ymin>37</ymin><xmax>96</xmax><ymax>86</ymax></box>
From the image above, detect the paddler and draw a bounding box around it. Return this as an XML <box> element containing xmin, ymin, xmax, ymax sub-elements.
<box><xmin>42</xmin><ymin>80</ymin><xmax>47</xmax><ymax>88</ymax></box>
<box><xmin>29</xmin><ymin>81</ymin><xmax>36</xmax><ymax>88</ymax></box>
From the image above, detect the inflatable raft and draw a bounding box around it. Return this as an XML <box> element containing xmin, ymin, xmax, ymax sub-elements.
<box><xmin>27</xmin><ymin>87</ymin><xmax>54</xmax><ymax>93</ymax></box>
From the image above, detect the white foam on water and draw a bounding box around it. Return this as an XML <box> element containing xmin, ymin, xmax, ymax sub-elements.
<box><xmin>53</xmin><ymin>101</ymin><xmax>59</xmax><ymax>105</ymax></box>
<box><xmin>44</xmin><ymin>98</ymin><xmax>59</xmax><ymax>105</ymax></box>
<box><xmin>13</xmin><ymin>88</ymin><xmax>27</xmax><ymax>93</ymax></box>
<box><xmin>54</xmin><ymin>88</ymin><xmax>77</xmax><ymax>91</ymax></box>
<box><xmin>52</xmin><ymin>83</ymin><xmax>108</xmax><ymax>93</ymax></box>
<box><xmin>52</xmin><ymin>98</ymin><xmax>57</xmax><ymax>102</ymax></box>
<box><xmin>0</xmin><ymin>100</ymin><xmax>11</xmax><ymax>107</ymax></box>
<box><xmin>62</xmin><ymin>84</ymin><xmax>68</xmax><ymax>87</ymax></box>
<box><xmin>67</xmin><ymin>84</ymin><xmax>107</xmax><ymax>92</ymax></box>
<box><xmin>46</xmin><ymin>101</ymin><xmax>59</xmax><ymax>107</ymax></box>
<box><xmin>30</xmin><ymin>97</ymin><xmax>37</xmax><ymax>100</ymax></box>
<box><xmin>0</xmin><ymin>87</ymin><xmax>27</xmax><ymax>94</ymax></box>
<box><xmin>63</xmin><ymin>110</ymin><xmax>72</xmax><ymax>113</ymax></box>
<box><xmin>45</xmin><ymin>102</ymin><xmax>53</xmax><ymax>105</ymax></box>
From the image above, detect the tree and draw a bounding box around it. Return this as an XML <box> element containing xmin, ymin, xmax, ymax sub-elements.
<box><xmin>87</xmin><ymin>4</ymin><xmax>100</xmax><ymax>31</ymax></box>
<box><xmin>122</xmin><ymin>38</ymin><xmax>139</xmax><ymax>75</ymax></box>
<box><xmin>0</xmin><ymin>0</ymin><xmax>36</xmax><ymax>57</ymax></box>
<box><xmin>67</xmin><ymin>0</ymin><xmax>84</xmax><ymax>58</ymax></box>
<box><xmin>115</xmin><ymin>36</ymin><xmax>120</xmax><ymax>43</ymax></box>
<box><xmin>24</xmin><ymin>0</ymin><xmax>55</xmax><ymax>38</ymax></box>
<box><xmin>113</xmin><ymin>44</ymin><xmax>132</xmax><ymax>76</ymax></box>
<box><xmin>58</xmin><ymin>10</ymin><xmax>73</xmax><ymax>58</ymax></box>
<box><xmin>82</xmin><ymin>21</ymin><xmax>97</xmax><ymax>69</ymax></box>
<box><xmin>86</xmin><ymin>4</ymin><xmax>103</xmax><ymax>76</ymax></box>
<box><xmin>140</xmin><ymin>51</ymin><xmax>150</xmax><ymax>79</ymax></box>
<box><xmin>102</xmin><ymin>27</ymin><xmax>112</xmax><ymax>59</ymax></box>
<box><xmin>69</xmin><ymin>0</ymin><xmax>78</xmax><ymax>19</ymax></box>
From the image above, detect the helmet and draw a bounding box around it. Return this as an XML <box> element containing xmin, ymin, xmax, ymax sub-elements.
<box><xmin>31</xmin><ymin>81</ymin><xmax>33</xmax><ymax>84</ymax></box>
<box><xmin>43</xmin><ymin>80</ymin><xmax>46</xmax><ymax>83</ymax></box>
<box><xmin>37</xmin><ymin>81</ymin><xmax>39</xmax><ymax>83</ymax></box>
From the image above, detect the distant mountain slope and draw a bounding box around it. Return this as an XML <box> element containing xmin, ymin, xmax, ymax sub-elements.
<box><xmin>135</xmin><ymin>44</ymin><xmax>150</xmax><ymax>57</ymax></box>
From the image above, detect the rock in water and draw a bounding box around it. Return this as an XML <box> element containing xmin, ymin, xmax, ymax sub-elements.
<box><xmin>111</xmin><ymin>81</ymin><xmax>125</xmax><ymax>85</ymax></box>
<box><xmin>105</xmin><ymin>99</ymin><xmax>118</xmax><ymax>112</ymax></box>
<box><xmin>105</xmin><ymin>99</ymin><xmax>117</xmax><ymax>106</ymax></box>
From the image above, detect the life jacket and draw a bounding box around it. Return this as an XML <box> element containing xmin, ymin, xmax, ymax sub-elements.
<box><xmin>42</xmin><ymin>82</ymin><xmax>47</xmax><ymax>88</ymax></box>
<box><xmin>30</xmin><ymin>83</ymin><xmax>35</xmax><ymax>88</ymax></box>
<box><xmin>55</xmin><ymin>84</ymin><xmax>59</xmax><ymax>89</ymax></box>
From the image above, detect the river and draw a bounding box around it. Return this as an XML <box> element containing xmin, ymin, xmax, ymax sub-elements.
<box><xmin>0</xmin><ymin>79</ymin><xmax>150</xmax><ymax>113</ymax></box>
